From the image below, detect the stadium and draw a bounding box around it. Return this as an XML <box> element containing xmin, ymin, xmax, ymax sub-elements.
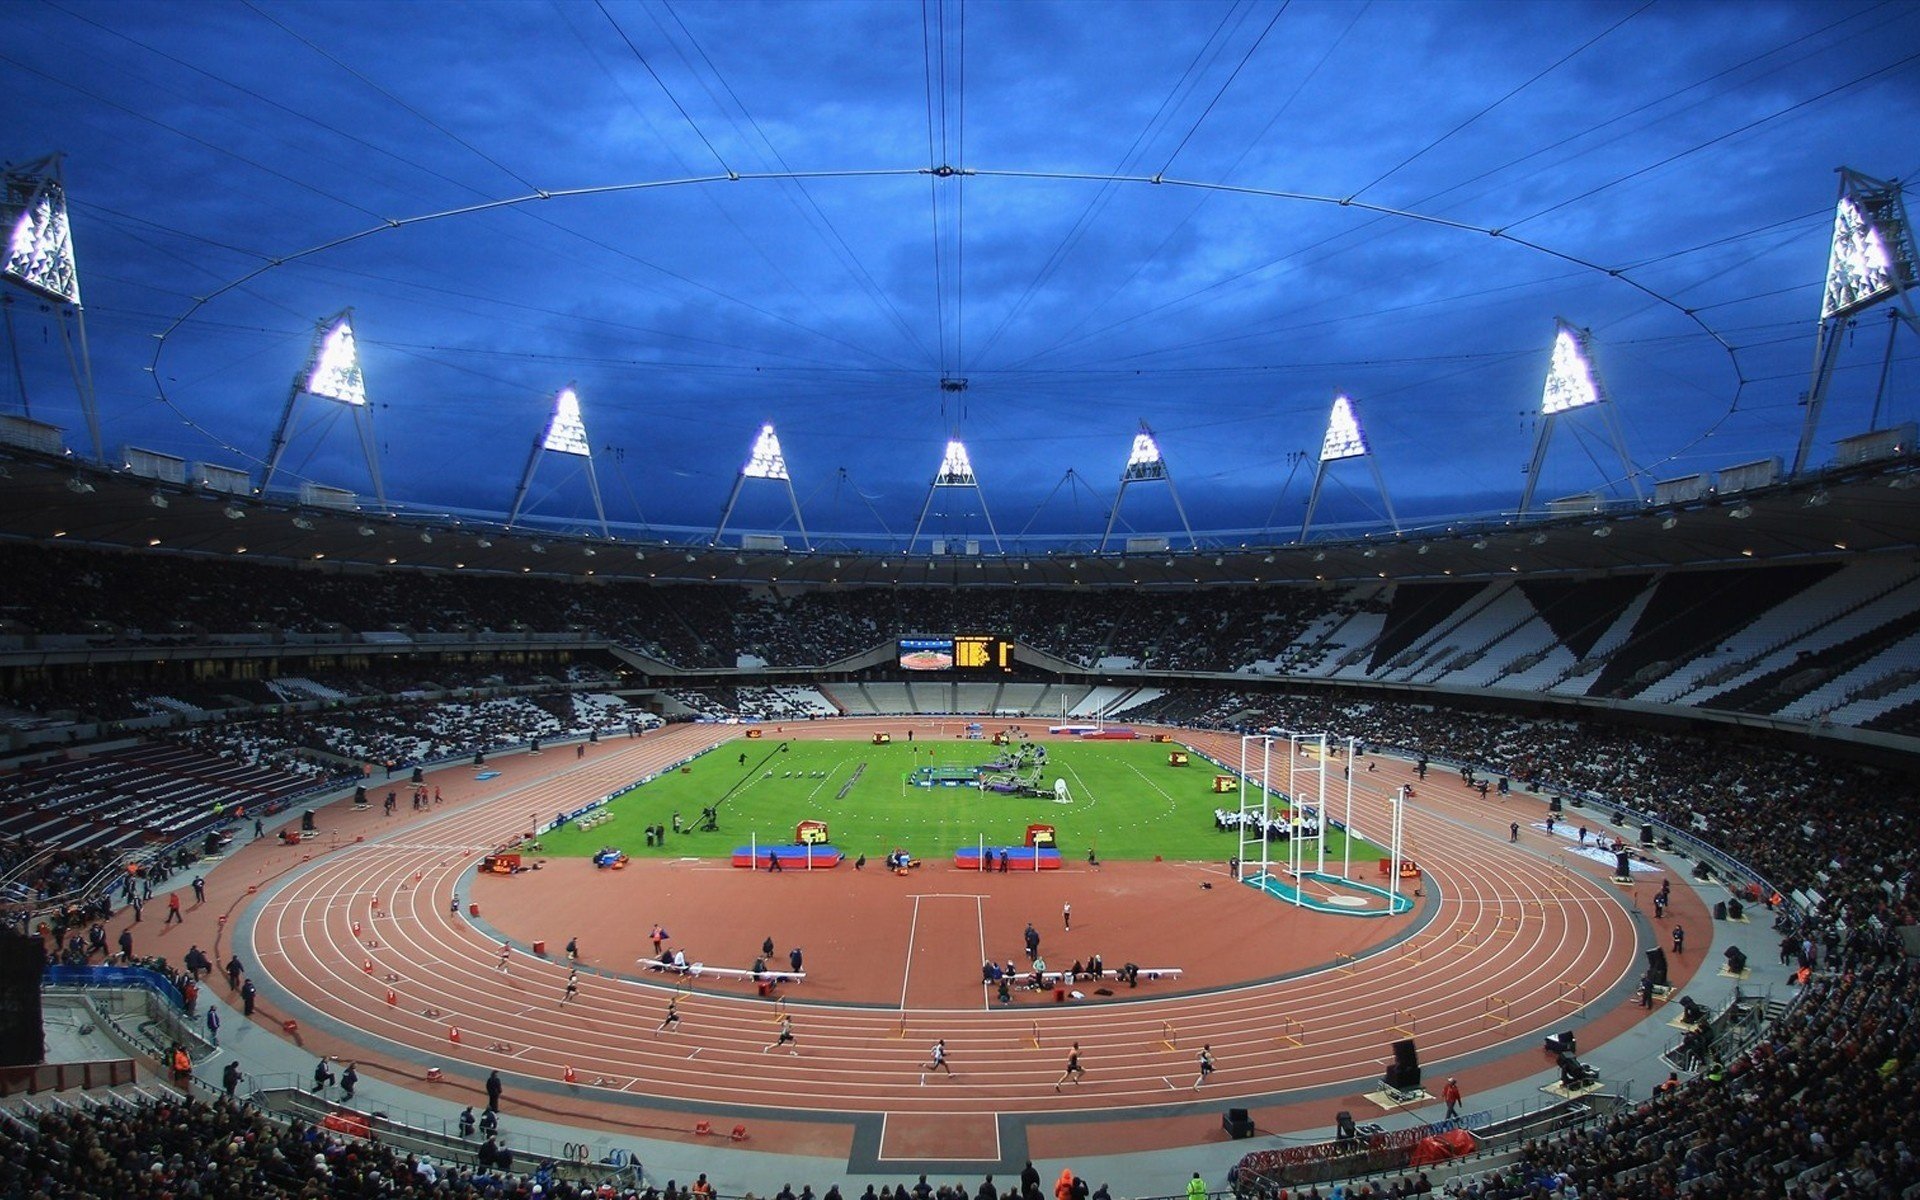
<box><xmin>2</xmin><ymin>4</ymin><xmax>1920</xmax><ymax>1200</ymax></box>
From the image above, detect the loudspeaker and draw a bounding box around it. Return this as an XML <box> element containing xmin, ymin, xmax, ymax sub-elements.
<box><xmin>1640</xmin><ymin>824</ymin><xmax>1656</xmax><ymax>847</ymax></box>
<box><xmin>1223</xmin><ymin>1107</ymin><xmax>1254</xmax><ymax>1139</ymax></box>
<box><xmin>0</xmin><ymin>934</ymin><xmax>44</xmax><ymax>1068</ymax></box>
<box><xmin>1543</xmin><ymin>1030</ymin><xmax>1577</xmax><ymax>1055</ymax></box>
<box><xmin>1549</xmin><ymin>796</ymin><xmax>1563</xmax><ymax>813</ymax></box>
<box><xmin>1714</xmin><ymin>900</ymin><xmax>1727</xmax><ymax>921</ymax></box>
<box><xmin>1384</xmin><ymin>1038</ymin><xmax>1421</xmax><ymax>1090</ymax></box>
<box><xmin>1646</xmin><ymin>947</ymin><xmax>1668</xmax><ymax>988</ymax></box>
<box><xmin>1727</xmin><ymin>897</ymin><xmax>1744</xmax><ymax>920</ymax></box>
<box><xmin>1615</xmin><ymin>850</ymin><xmax>1632</xmax><ymax>878</ymax></box>
<box><xmin>1335</xmin><ymin>1110</ymin><xmax>1357</xmax><ymax>1141</ymax></box>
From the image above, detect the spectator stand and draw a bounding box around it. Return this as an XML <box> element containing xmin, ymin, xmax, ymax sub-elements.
<box><xmin>246</xmin><ymin>1073</ymin><xmax>647</xmax><ymax>1189</ymax></box>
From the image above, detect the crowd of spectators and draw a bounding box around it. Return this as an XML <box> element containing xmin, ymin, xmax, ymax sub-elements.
<box><xmin>0</xmin><ymin>1094</ymin><xmax>642</xmax><ymax>1200</ymax></box>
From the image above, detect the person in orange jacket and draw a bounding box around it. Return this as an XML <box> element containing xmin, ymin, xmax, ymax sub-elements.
<box><xmin>1055</xmin><ymin>1169</ymin><xmax>1075</xmax><ymax>1200</ymax></box>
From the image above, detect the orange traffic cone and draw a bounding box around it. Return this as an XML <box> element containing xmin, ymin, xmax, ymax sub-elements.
<box><xmin>563</xmin><ymin>1064</ymin><xmax>577</xmax><ymax>1083</ymax></box>
<box><xmin>386</xmin><ymin>989</ymin><xmax>397</xmax><ymax>1006</ymax></box>
<box><xmin>448</xmin><ymin>1027</ymin><xmax>461</xmax><ymax>1044</ymax></box>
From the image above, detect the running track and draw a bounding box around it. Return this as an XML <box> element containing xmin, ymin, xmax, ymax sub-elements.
<box><xmin>232</xmin><ymin>720</ymin><xmax>1650</xmax><ymax>1143</ymax></box>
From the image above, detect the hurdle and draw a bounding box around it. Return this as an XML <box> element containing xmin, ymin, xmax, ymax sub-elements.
<box><xmin>1556</xmin><ymin>980</ymin><xmax>1588</xmax><ymax>1010</ymax></box>
<box><xmin>1492</xmin><ymin>914</ymin><xmax>1519</xmax><ymax>937</ymax></box>
<box><xmin>768</xmin><ymin>996</ymin><xmax>788</xmax><ymax>1023</ymax></box>
<box><xmin>1387</xmin><ymin>1009</ymin><xmax>1417</xmax><ymax>1038</ymax></box>
<box><xmin>1334</xmin><ymin>951</ymin><xmax>1358</xmax><ymax>976</ymax></box>
<box><xmin>1026</xmin><ymin>1020</ymin><xmax>1041</xmax><ymax>1051</ymax></box>
<box><xmin>1274</xmin><ymin>1016</ymin><xmax>1304</xmax><ymax>1049</ymax></box>
<box><xmin>1482</xmin><ymin>995</ymin><xmax>1512</xmax><ymax>1025</ymax></box>
<box><xmin>1454</xmin><ymin>922</ymin><xmax>1481</xmax><ymax>948</ymax></box>
<box><xmin>1401</xmin><ymin>938</ymin><xmax>1428</xmax><ymax>964</ymax></box>
<box><xmin>1548</xmin><ymin>859</ymin><xmax>1572</xmax><ymax>896</ymax></box>
<box><xmin>888</xmin><ymin>1015</ymin><xmax>907</xmax><ymax>1039</ymax></box>
<box><xmin>1160</xmin><ymin>1020</ymin><xmax>1178</xmax><ymax>1052</ymax></box>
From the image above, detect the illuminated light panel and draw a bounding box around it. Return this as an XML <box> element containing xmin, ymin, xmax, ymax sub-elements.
<box><xmin>3</xmin><ymin>176</ymin><xmax>80</xmax><ymax>305</ymax></box>
<box><xmin>541</xmin><ymin>386</ymin><xmax>591</xmax><ymax>456</ymax></box>
<box><xmin>1540</xmin><ymin>324</ymin><xmax>1605</xmax><ymax>416</ymax></box>
<box><xmin>1319</xmin><ymin>394</ymin><xmax>1369</xmax><ymax>462</ymax></box>
<box><xmin>934</xmin><ymin>439</ymin><xmax>977</xmax><ymax>486</ymax></box>
<box><xmin>1125</xmin><ymin>431</ymin><xmax>1162</xmax><ymax>469</ymax></box>
<box><xmin>302</xmin><ymin>316</ymin><xmax>367</xmax><ymax>406</ymax></box>
<box><xmin>1822</xmin><ymin>196</ymin><xmax>1897</xmax><ymax>320</ymax></box>
<box><xmin>741</xmin><ymin>423</ymin><xmax>790</xmax><ymax>480</ymax></box>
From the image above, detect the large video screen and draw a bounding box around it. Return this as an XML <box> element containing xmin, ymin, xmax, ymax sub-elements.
<box><xmin>898</xmin><ymin>637</ymin><xmax>955</xmax><ymax>671</ymax></box>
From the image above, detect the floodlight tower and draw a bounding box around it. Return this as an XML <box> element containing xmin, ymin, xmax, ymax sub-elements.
<box><xmin>908</xmin><ymin>437</ymin><xmax>1002</xmax><ymax>554</ymax></box>
<box><xmin>507</xmin><ymin>384</ymin><xmax>609</xmax><ymax>537</ymax></box>
<box><xmin>713</xmin><ymin>422</ymin><xmax>810</xmax><ymax>549</ymax></box>
<box><xmin>261</xmin><ymin>309</ymin><xmax>387</xmax><ymax>508</ymax></box>
<box><xmin>1300</xmin><ymin>394</ymin><xmax>1399</xmax><ymax>541</ymax></box>
<box><xmin>1792</xmin><ymin>168</ymin><xmax>1919</xmax><ymax>476</ymax></box>
<box><xmin>1517</xmin><ymin>319</ymin><xmax>1643</xmax><ymax>514</ymax></box>
<box><xmin>1</xmin><ymin>153</ymin><xmax>104</xmax><ymax>462</ymax></box>
<box><xmin>1098</xmin><ymin>421</ymin><xmax>1196</xmax><ymax>552</ymax></box>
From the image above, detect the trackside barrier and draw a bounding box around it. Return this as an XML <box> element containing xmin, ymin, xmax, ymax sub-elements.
<box><xmin>1231</xmin><ymin>1093</ymin><xmax>1627</xmax><ymax>1195</ymax></box>
<box><xmin>252</xmin><ymin>1084</ymin><xmax>643</xmax><ymax>1188</ymax></box>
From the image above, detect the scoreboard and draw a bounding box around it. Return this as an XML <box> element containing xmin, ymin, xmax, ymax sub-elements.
<box><xmin>898</xmin><ymin>635</ymin><xmax>1015</xmax><ymax>673</ymax></box>
<box><xmin>953</xmin><ymin>634</ymin><xmax>1014</xmax><ymax>672</ymax></box>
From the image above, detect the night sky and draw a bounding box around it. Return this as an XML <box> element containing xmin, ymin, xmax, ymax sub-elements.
<box><xmin>5</xmin><ymin>0</ymin><xmax>1918</xmax><ymax>547</ymax></box>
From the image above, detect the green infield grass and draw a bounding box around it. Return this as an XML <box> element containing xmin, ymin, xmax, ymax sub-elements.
<box><xmin>533</xmin><ymin>737</ymin><xmax>1386</xmax><ymax>864</ymax></box>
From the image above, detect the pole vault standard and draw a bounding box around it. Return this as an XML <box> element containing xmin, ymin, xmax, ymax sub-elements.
<box><xmin>1237</xmin><ymin>733</ymin><xmax>1274</xmax><ymax>891</ymax></box>
<box><xmin>1388</xmin><ymin>785</ymin><xmax>1408</xmax><ymax>909</ymax></box>
<box><xmin>1283</xmin><ymin>730</ymin><xmax>1308</xmax><ymax>897</ymax></box>
<box><xmin>1343</xmin><ymin>736</ymin><xmax>1357</xmax><ymax>883</ymax></box>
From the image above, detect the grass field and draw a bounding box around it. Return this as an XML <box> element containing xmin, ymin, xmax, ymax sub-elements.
<box><xmin>535</xmin><ymin>738</ymin><xmax>1384</xmax><ymax>864</ymax></box>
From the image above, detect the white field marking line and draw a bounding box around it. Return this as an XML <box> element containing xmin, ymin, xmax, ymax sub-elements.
<box><xmin>1121</xmin><ymin>761</ymin><xmax>1181</xmax><ymax>814</ymax></box>
<box><xmin>975</xmin><ymin>895</ymin><xmax>990</xmax><ymax>1013</ymax></box>
<box><xmin>899</xmin><ymin>895</ymin><xmax>921</xmax><ymax>1013</ymax></box>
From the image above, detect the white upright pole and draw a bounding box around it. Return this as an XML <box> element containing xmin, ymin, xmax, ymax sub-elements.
<box><xmin>1261</xmin><ymin>737</ymin><xmax>1274</xmax><ymax>889</ymax></box>
<box><xmin>1287</xmin><ymin>732</ymin><xmax>1300</xmax><ymax>891</ymax></box>
<box><xmin>1316</xmin><ymin>733</ymin><xmax>1328</xmax><ymax>877</ymax></box>
<box><xmin>751</xmin><ymin>831</ymin><xmax>758</xmax><ymax>872</ymax></box>
<box><xmin>1388</xmin><ymin>786</ymin><xmax>1406</xmax><ymax>909</ymax></box>
<box><xmin>1343</xmin><ymin>736</ymin><xmax>1356</xmax><ymax>883</ymax></box>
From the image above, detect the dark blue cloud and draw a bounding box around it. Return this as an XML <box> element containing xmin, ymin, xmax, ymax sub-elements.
<box><xmin>5</xmin><ymin>0</ymin><xmax>1918</xmax><ymax>547</ymax></box>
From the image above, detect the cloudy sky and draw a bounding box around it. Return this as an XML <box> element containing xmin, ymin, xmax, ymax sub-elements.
<box><xmin>5</xmin><ymin>0</ymin><xmax>1919</xmax><ymax>547</ymax></box>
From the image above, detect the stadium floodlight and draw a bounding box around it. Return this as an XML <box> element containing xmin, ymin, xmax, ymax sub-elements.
<box><xmin>1125</xmin><ymin>430</ymin><xmax>1162</xmax><ymax>473</ymax></box>
<box><xmin>1822</xmin><ymin>196</ymin><xmax>1900</xmax><ymax>321</ymax></box>
<box><xmin>508</xmin><ymin>383</ymin><xmax>608</xmax><ymax>536</ymax></box>
<box><xmin>742</xmin><ymin>423</ymin><xmax>790</xmax><ymax>480</ymax></box>
<box><xmin>1301</xmin><ymin>393</ymin><xmax>1397</xmax><ymax>542</ymax></box>
<box><xmin>1521</xmin><ymin>319</ymin><xmax>1642</xmax><ymax>513</ymax></box>
<box><xmin>263</xmin><ymin>309</ymin><xmax>385</xmax><ymax>506</ymax></box>
<box><xmin>1540</xmin><ymin>324</ymin><xmax>1605</xmax><ymax>416</ymax></box>
<box><xmin>1319</xmin><ymin>395</ymin><xmax>1370</xmax><ymax>462</ymax></box>
<box><xmin>910</xmin><ymin>435</ymin><xmax>1002</xmax><ymax>553</ymax></box>
<box><xmin>4</xmin><ymin>154</ymin><xmax>103</xmax><ymax>462</ymax></box>
<box><xmin>301</xmin><ymin>315</ymin><xmax>367</xmax><ymax>407</ymax></box>
<box><xmin>1103</xmin><ymin>421</ymin><xmax>1195</xmax><ymax>552</ymax></box>
<box><xmin>714</xmin><ymin>422</ymin><xmax>809</xmax><ymax>548</ymax></box>
<box><xmin>1796</xmin><ymin>168</ymin><xmax>1919</xmax><ymax>476</ymax></box>
<box><xmin>3</xmin><ymin>160</ymin><xmax>80</xmax><ymax>306</ymax></box>
<box><xmin>540</xmin><ymin>386</ymin><xmax>591</xmax><ymax>456</ymax></box>
<box><xmin>936</xmin><ymin>438</ymin><xmax>977</xmax><ymax>486</ymax></box>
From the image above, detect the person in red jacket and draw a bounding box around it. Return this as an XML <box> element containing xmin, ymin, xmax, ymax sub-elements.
<box><xmin>1442</xmin><ymin>1077</ymin><xmax>1464</xmax><ymax>1119</ymax></box>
